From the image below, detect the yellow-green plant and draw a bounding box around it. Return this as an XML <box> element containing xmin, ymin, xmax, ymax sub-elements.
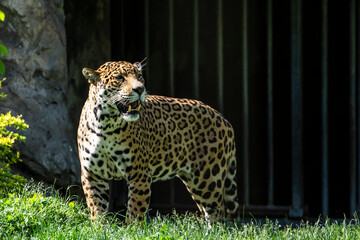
<box><xmin>0</xmin><ymin>10</ymin><xmax>7</xmax><ymax>75</ymax></box>
<box><xmin>0</xmin><ymin>79</ymin><xmax>28</xmax><ymax>195</ymax></box>
<box><xmin>0</xmin><ymin>10</ymin><xmax>28</xmax><ymax>196</ymax></box>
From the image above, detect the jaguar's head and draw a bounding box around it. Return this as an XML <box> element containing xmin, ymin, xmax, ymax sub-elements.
<box><xmin>82</xmin><ymin>60</ymin><xmax>147</xmax><ymax>122</ymax></box>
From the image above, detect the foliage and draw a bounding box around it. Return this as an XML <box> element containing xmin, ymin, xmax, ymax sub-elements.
<box><xmin>0</xmin><ymin>8</ymin><xmax>28</xmax><ymax>195</ymax></box>
<box><xmin>0</xmin><ymin>10</ymin><xmax>4</xmax><ymax>21</ymax></box>
<box><xmin>0</xmin><ymin>10</ymin><xmax>8</xmax><ymax>75</ymax></box>
<box><xmin>1</xmin><ymin>184</ymin><xmax>360</xmax><ymax>239</ymax></box>
<box><xmin>0</xmin><ymin>91</ymin><xmax>29</xmax><ymax>195</ymax></box>
<box><xmin>0</xmin><ymin>78</ymin><xmax>28</xmax><ymax>195</ymax></box>
<box><xmin>0</xmin><ymin>183</ymin><xmax>88</xmax><ymax>238</ymax></box>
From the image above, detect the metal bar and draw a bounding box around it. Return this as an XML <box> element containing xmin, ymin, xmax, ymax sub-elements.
<box><xmin>217</xmin><ymin>0</ymin><xmax>224</xmax><ymax>113</ymax></box>
<box><xmin>242</xmin><ymin>0</ymin><xmax>250</xmax><ymax>206</ymax></box>
<box><xmin>151</xmin><ymin>204</ymin><xmax>292</xmax><ymax>216</ymax></box>
<box><xmin>151</xmin><ymin>204</ymin><xmax>292</xmax><ymax>211</ymax></box>
<box><xmin>120</xmin><ymin>0</ymin><xmax>125</xmax><ymax>57</ymax></box>
<box><xmin>151</xmin><ymin>204</ymin><xmax>198</xmax><ymax>210</ymax></box>
<box><xmin>321</xmin><ymin>0</ymin><xmax>329</xmax><ymax>218</ymax></box>
<box><xmin>357</xmin><ymin>0</ymin><xmax>360</xmax><ymax>213</ymax></box>
<box><xmin>290</xmin><ymin>0</ymin><xmax>304</xmax><ymax>217</ymax></box>
<box><xmin>144</xmin><ymin>0</ymin><xmax>150</xmax><ymax>88</ymax></box>
<box><xmin>267</xmin><ymin>0</ymin><xmax>275</xmax><ymax>206</ymax></box>
<box><xmin>193</xmin><ymin>0</ymin><xmax>200</xmax><ymax>99</ymax></box>
<box><xmin>169</xmin><ymin>0</ymin><xmax>175</xmax><ymax>97</ymax></box>
<box><xmin>245</xmin><ymin>205</ymin><xmax>292</xmax><ymax>216</ymax></box>
<box><xmin>246</xmin><ymin>205</ymin><xmax>291</xmax><ymax>211</ymax></box>
<box><xmin>168</xmin><ymin>0</ymin><xmax>175</xmax><ymax>207</ymax></box>
<box><xmin>349</xmin><ymin>0</ymin><xmax>357</xmax><ymax>216</ymax></box>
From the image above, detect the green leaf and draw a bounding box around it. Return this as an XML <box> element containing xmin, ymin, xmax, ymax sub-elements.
<box><xmin>0</xmin><ymin>60</ymin><xmax>5</xmax><ymax>75</ymax></box>
<box><xmin>0</xmin><ymin>44</ymin><xmax>8</xmax><ymax>56</ymax></box>
<box><xmin>0</xmin><ymin>11</ymin><xmax>4</xmax><ymax>22</ymax></box>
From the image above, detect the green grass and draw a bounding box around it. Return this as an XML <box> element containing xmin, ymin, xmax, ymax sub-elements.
<box><xmin>1</xmin><ymin>183</ymin><xmax>360</xmax><ymax>239</ymax></box>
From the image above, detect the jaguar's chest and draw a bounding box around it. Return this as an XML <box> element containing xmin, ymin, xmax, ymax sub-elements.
<box><xmin>82</xmin><ymin>127</ymin><xmax>181</xmax><ymax>182</ymax></box>
<box><xmin>81</xmin><ymin>125</ymin><xmax>137</xmax><ymax>179</ymax></box>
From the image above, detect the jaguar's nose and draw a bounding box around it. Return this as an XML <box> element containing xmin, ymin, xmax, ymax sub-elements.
<box><xmin>133</xmin><ymin>86</ymin><xmax>145</xmax><ymax>95</ymax></box>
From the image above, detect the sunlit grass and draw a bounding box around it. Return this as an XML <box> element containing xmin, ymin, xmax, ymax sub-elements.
<box><xmin>1</xmin><ymin>183</ymin><xmax>360</xmax><ymax>239</ymax></box>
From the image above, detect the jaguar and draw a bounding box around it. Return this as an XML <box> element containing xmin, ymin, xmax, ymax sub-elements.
<box><xmin>77</xmin><ymin>60</ymin><xmax>239</xmax><ymax>226</ymax></box>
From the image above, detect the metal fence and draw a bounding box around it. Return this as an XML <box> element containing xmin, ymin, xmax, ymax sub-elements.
<box><xmin>109</xmin><ymin>0</ymin><xmax>360</xmax><ymax>218</ymax></box>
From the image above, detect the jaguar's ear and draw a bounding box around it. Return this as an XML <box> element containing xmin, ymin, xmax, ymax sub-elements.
<box><xmin>82</xmin><ymin>68</ymin><xmax>99</xmax><ymax>85</ymax></box>
<box><xmin>133</xmin><ymin>57</ymin><xmax>147</xmax><ymax>72</ymax></box>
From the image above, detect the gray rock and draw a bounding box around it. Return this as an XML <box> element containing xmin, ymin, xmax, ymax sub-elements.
<box><xmin>0</xmin><ymin>0</ymin><xmax>79</xmax><ymax>187</ymax></box>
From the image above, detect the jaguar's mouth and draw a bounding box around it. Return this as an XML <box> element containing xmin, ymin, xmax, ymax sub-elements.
<box><xmin>116</xmin><ymin>100</ymin><xmax>142</xmax><ymax>121</ymax></box>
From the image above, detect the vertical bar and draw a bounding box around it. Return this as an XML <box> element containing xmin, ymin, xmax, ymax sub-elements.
<box><xmin>321</xmin><ymin>0</ymin><xmax>329</xmax><ymax>218</ymax></box>
<box><xmin>349</xmin><ymin>0</ymin><xmax>357</xmax><ymax>215</ymax></box>
<box><xmin>193</xmin><ymin>0</ymin><xmax>200</xmax><ymax>99</ymax></box>
<box><xmin>217</xmin><ymin>0</ymin><xmax>224</xmax><ymax>113</ymax></box>
<box><xmin>144</xmin><ymin>0</ymin><xmax>150</xmax><ymax>88</ymax></box>
<box><xmin>169</xmin><ymin>0</ymin><xmax>175</xmax><ymax>97</ymax></box>
<box><xmin>169</xmin><ymin>0</ymin><xmax>175</xmax><ymax>207</ymax></box>
<box><xmin>267</xmin><ymin>0</ymin><xmax>275</xmax><ymax>206</ymax></box>
<box><xmin>120</xmin><ymin>0</ymin><xmax>125</xmax><ymax>57</ymax></box>
<box><xmin>242</xmin><ymin>0</ymin><xmax>250</xmax><ymax>206</ymax></box>
<box><xmin>357</xmin><ymin>0</ymin><xmax>360</xmax><ymax>213</ymax></box>
<box><xmin>290</xmin><ymin>0</ymin><xmax>304</xmax><ymax>217</ymax></box>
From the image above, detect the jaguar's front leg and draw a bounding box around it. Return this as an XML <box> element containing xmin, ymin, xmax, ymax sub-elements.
<box><xmin>81</xmin><ymin>170</ymin><xmax>110</xmax><ymax>220</ymax></box>
<box><xmin>126</xmin><ymin>171</ymin><xmax>152</xmax><ymax>224</ymax></box>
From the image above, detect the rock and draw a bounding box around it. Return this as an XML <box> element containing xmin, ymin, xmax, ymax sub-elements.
<box><xmin>0</xmin><ymin>0</ymin><xmax>79</xmax><ymax>187</ymax></box>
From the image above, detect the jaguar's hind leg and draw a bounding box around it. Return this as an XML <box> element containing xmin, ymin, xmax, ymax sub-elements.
<box><xmin>178</xmin><ymin>172</ymin><xmax>226</xmax><ymax>227</ymax></box>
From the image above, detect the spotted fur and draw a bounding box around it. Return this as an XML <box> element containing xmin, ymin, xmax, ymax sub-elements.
<box><xmin>77</xmin><ymin>60</ymin><xmax>239</xmax><ymax>226</ymax></box>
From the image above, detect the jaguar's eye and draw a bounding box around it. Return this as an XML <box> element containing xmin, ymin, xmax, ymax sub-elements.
<box><xmin>113</xmin><ymin>74</ymin><xmax>125</xmax><ymax>82</ymax></box>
